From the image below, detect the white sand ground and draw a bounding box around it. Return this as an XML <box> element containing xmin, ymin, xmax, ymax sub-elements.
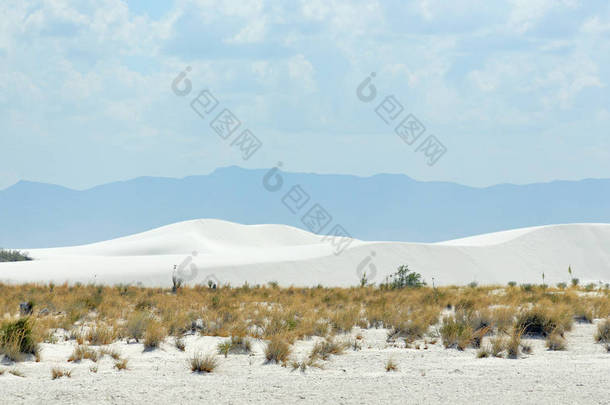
<box><xmin>1</xmin><ymin>320</ymin><xmax>608</xmax><ymax>404</ymax></box>
<box><xmin>1</xmin><ymin>219</ymin><xmax>610</xmax><ymax>287</ymax></box>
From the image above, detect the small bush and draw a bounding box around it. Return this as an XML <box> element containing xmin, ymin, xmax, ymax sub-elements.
<box><xmin>264</xmin><ymin>337</ymin><xmax>291</xmax><ymax>364</ymax></box>
<box><xmin>383</xmin><ymin>265</ymin><xmax>426</xmax><ymax>289</ymax></box>
<box><xmin>190</xmin><ymin>352</ymin><xmax>218</xmax><ymax>373</ymax></box>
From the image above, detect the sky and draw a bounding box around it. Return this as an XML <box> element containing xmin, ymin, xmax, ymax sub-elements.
<box><xmin>0</xmin><ymin>0</ymin><xmax>609</xmax><ymax>190</ymax></box>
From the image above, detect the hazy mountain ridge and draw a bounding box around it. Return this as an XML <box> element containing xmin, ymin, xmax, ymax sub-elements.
<box><xmin>1</xmin><ymin>166</ymin><xmax>609</xmax><ymax>248</ymax></box>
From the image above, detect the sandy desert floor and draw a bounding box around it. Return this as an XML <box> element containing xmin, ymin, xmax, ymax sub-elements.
<box><xmin>1</xmin><ymin>320</ymin><xmax>608</xmax><ymax>405</ymax></box>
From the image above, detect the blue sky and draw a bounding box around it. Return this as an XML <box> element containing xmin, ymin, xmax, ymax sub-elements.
<box><xmin>0</xmin><ymin>0</ymin><xmax>609</xmax><ymax>190</ymax></box>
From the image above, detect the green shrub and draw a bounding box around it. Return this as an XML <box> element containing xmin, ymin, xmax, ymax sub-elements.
<box><xmin>0</xmin><ymin>249</ymin><xmax>32</xmax><ymax>262</ymax></box>
<box><xmin>383</xmin><ymin>265</ymin><xmax>426</xmax><ymax>289</ymax></box>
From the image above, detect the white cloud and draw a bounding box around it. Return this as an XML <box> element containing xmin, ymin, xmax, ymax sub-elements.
<box><xmin>287</xmin><ymin>54</ymin><xmax>315</xmax><ymax>92</ymax></box>
<box><xmin>507</xmin><ymin>0</ymin><xmax>580</xmax><ymax>33</ymax></box>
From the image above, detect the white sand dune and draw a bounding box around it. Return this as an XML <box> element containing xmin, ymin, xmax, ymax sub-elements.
<box><xmin>1</xmin><ymin>219</ymin><xmax>609</xmax><ymax>286</ymax></box>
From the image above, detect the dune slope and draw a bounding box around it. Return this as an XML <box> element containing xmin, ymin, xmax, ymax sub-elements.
<box><xmin>1</xmin><ymin>219</ymin><xmax>609</xmax><ymax>286</ymax></box>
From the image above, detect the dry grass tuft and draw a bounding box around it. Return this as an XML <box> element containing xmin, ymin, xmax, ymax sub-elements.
<box><xmin>595</xmin><ymin>318</ymin><xmax>610</xmax><ymax>344</ymax></box>
<box><xmin>217</xmin><ymin>335</ymin><xmax>252</xmax><ymax>357</ymax></box>
<box><xmin>189</xmin><ymin>352</ymin><xmax>218</xmax><ymax>373</ymax></box>
<box><xmin>51</xmin><ymin>367</ymin><xmax>72</xmax><ymax>380</ymax></box>
<box><xmin>68</xmin><ymin>345</ymin><xmax>99</xmax><ymax>362</ymax></box>
<box><xmin>99</xmin><ymin>347</ymin><xmax>121</xmax><ymax>360</ymax></box>
<box><xmin>175</xmin><ymin>337</ymin><xmax>186</xmax><ymax>352</ymax></box>
<box><xmin>385</xmin><ymin>358</ymin><xmax>398</xmax><ymax>372</ymax></box>
<box><xmin>0</xmin><ymin>317</ymin><xmax>39</xmax><ymax>362</ymax></box>
<box><xmin>546</xmin><ymin>331</ymin><xmax>567</xmax><ymax>351</ymax></box>
<box><xmin>264</xmin><ymin>337</ymin><xmax>291</xmax><ymax>364</ymax></box>
<box><xmin>114</xmin><ymin>358</ymin><xmax>129</xmax><ymax>370</ymax></box>
<box><xmin>309</xmin><ymin>337</ymin><xmax>348</xmax><ymax>361</ymax></box>
<box><xmin>86</xmin><ymin>324</ymin><xmax>115</xmax><ymax>345</ymax></box>
<box><xmin>143</xmin><ymin>320</ymin><xmax>167</xmax><ymax>350</ymax></box>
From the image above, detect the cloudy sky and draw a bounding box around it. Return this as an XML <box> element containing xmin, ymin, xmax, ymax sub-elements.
<box><xmin>1</xmin><ymin>0</ymin><xmax>609</xmax><ymax>189</ymax></box>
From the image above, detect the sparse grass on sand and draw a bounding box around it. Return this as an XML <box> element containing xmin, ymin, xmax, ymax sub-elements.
<box><xmin>0</xmin><ymin>282</ymin><xmax>607</xmax><ymax>365</ymax></box>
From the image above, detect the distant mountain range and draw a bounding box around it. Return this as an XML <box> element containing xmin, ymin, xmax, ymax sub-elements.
<box><xmin>1</xmin><ymin>166</ymin><xmax>609</xmax><ymax>248</ymax></box>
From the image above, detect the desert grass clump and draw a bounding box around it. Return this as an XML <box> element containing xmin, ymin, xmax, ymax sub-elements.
<box><xmin>385</xmin><ymin>358</ymin><xmax>398</xmax><ymax>372</ymax></box>
<box><xmin>217</xmin><ymin>335</ymin><xmax>252</xmax><ymax>358</ymax></box>
<box><xmin>515</xmin><ymin>306</ymin><xmax>572</xmax><ymax>337</ymax></box>
<box><xmin>86</xmin><ymin>324</ymin><xmax>115</xmax><ymax>345</ymax></box>
<box><xmin>309</xmin><ymin>337</ymin><xmax>348</xmax><ymax>361</ymax></box>
<box><xmin>125</xmin><ymin>311</ymin><xmax>150</xmax><ymax>343</ymax></box>
<box><xmin>0</xmin><ymin>317</ymin><xmax>39</xmax><ymax>361</ymax></box>
<box><xmin>595</xmin><ymin>318</ymin><xmax>610</xmax><ymax>344</ymax></box>
<box><xmin>506</xmin><ymin>328</ymin><xmax>523</xmax><ymax>359</ymax></box>
<box><xmin>114</xmin><ymin>358</ymin><xmax>129</xmax><ymax>370</ymax></box>
<box><xmin>143</xmin><ymin>321</ymin><xmax>167</xmax><ymax>350</ymax></box>
<box><xmin>68</xmin><ymin>345</ymin><xmax>99</xmax><ymax>362</ymax></box>
<box><xmin>189</xmin><ymin>352</ymin><xmax>218</xmax><ymax>373</ymax></box>
<box><xmin>51</xmin><ymin>367</ymin><xmax>72</xmax><ymax>380</ymax></box>
<box><xmin>264</xmin><ymin>336</ymin><xmax>291</xmax><ymax>364</ymax></box>
<box><xmin>440</xmin><ymin>316</ymin><xmax>472</xmax><ymax>350</ymax></box>
<box><xmin>290</xmin><ymin>356</ymin><xmax>323</xmax><ymax>372</ymax></box>
<box><xmin>476</xmin><ymin>347</ymin><xmax>490</xmax><ymax>358</ymax></box>
<box><xmin>490</xmin><ymin>335</ymin><xmax>507</xmax><ymax>357</ymax></box>
<box><xmin>175</xmin><ymin>337</ymin><xmax>186</xmax><ymax>352</ymax></box>
<box><xmin>99</xmin><ymin>347</ymin><xmax>121</xmax><ymax>360</ymax></box>
<box><xmin>546</xmin><ymin>331</ymin><xmax>567</xmax><ymax>351</ymax></box>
